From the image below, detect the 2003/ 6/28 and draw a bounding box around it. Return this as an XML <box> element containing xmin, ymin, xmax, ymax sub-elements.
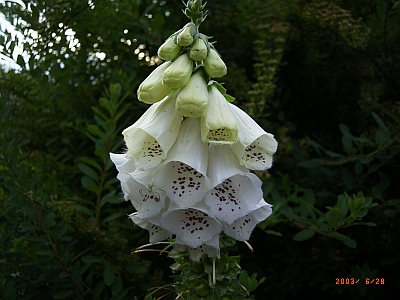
<box><xmin>335</xmin><ymin>278</ymin><xmax>385</xmax><ymax>285</ymax></box>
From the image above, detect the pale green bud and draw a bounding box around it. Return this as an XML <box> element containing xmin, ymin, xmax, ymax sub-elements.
<box><xmin>175</xmin><ymin>71</ymin><xmax>208</xmax><ymax>117</ymax></box>
<box><xmin>137</xmin><ymin>61</ymin><xmax>172</xmax><ymax>104</ymax></box>
<box><xmin>158</xmin><ymin>37</ymin><xmax>182</xmax><ymax>61</ymax></box>
<box><xmin>201</xmin><ymin>84</ymin><xmax>238</xmax><ymax>144</ymax></box>
<box><xmin>162</xmin><ymin>53</ymin><xmax>193</xmax><ymax>88</ymax></box>
<box><xmin>189</xmin><ymin>37</ymin><xmax>208</xmax><ymax>61</ymax></box>
<box><xmin>204</xmin><ymin>48</ymin><xmax>227</xmax><ymax>78</ymax></box>
<box><xmin>177</xmin><ymin>23</ymin><xmax>195</xmax><ymax>46</ymax></box>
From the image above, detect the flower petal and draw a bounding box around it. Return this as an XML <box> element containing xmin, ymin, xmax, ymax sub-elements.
<box><xmin>123</xmin><ymin>91</ymin><xmax>182</xmax><ymax>171</ymax></box>
<box><xmin>109</xmin><ymin>153</ymin><xmax>136</xmax><ymax>173</ymax></box>
<box><xmin>205</xmin><ymin>145</ymin><xmax>263</xmax><ymax>224</ymax></box>
<box><xmin>201</xmin><ymin>84</ymin><xmax>238</xmax><ymax>144</ymax></box>
<box><xmin>117</xmin><ymin>172</ymin><xmax>166</xmax><ymax>219</ymax></box>
<box><xmin>175</xmin><ymin>235</ymin><xmax>220</xmax><ymax>261</ymax></box>
<box><xmin>229</xmin><ymin>104</ymin><xmax>278</xmax><ymax>170</ymax></box>
<box><xmin>154</xmin><ymin>118</ymin><xmax>211</xmax><ymax>207</ymax></box>
<box><xmin>129</xmin><ymin>212</ymin><xmax>172</xmax><ymax>244</ymax></box>
<box><xmin>222</xmin><ymin>199</ymin><xmax>272</xmax><ymax>241</ymax></box>
<box><xmin>161</xmin><ymin>203</ymin><xmax>221</xmax><ymax>249</ymax></box>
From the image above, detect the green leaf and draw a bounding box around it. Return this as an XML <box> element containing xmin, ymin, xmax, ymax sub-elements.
<box><xmin>224</xmin><ymin>94</ymin><xmax>235</xmax><ymax>102</ymax></box>
<box><xmin>293</xmin><ymin>229</ymin><xmax>315</xmax><ymax>241</ymax></box>
<box><xmin>337</xmin><ymin>195</ymin><xmax>348</xmax><ymax>217</ymax></box>
<box><xmin>53</xmin><ymin>290</ymin><xmax>74</xmax><ymax>299</ymax></box>
<box><xmin>111</xmin><ymin>275</ymin><xmax>123</xmax><ymax>296</ymax></box>
<box><xmin>78</xmin><ymin>163</ymin><xmax>99</xmax><ymax>182</ymax></box>
<box><xmin>104</xmin><ymin>262</ymin><xmax>116</xmax><ymax>286</ymax></box>
<box><xmin>264</xmin><ymin>230</ymin><xmax>282</xmax><ymax>236</ymax></box>
<box><xmin>329</xmin><ymin>232</ymin><xmax>357</xmax><ymax>248</ymax></box>
<box><xmin>371</xmin><ymin>112</ymin><xmax>390</xmax><ymax>133</ymax></box>
<box><xmin>82</xmin><ymin>255</ymin><xmax>102</xmax><ymax>264</ymax></box>
<box><xmin>81</xmin><ymin>176</ymin><xmax>98</xmax><ymax>193</ymax></box>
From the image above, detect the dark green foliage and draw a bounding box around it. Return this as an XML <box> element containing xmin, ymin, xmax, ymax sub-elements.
<box><xmin>1</xmin><ymin>0</ymin><xmax>400</xmax><ymax>299</ymax></box>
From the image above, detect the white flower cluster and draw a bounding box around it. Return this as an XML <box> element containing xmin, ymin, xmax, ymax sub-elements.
<box><xmin>110</xmin><ymin>21</ymin><xmax>277</xmax><ymax>262</ymax></box>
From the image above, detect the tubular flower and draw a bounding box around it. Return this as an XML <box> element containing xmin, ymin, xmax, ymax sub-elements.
<box><xmin>129</xmin><ymin>212</ymin><xmax>172</xmax><ymax>244</ymax></box>
<box><xmin>201</xmin><ymin>84</ymin><xmax>238</xmax><ymax>144</ymax></box>
<box><xmin>177</xmin><ymin>23</ymin><xmax>195</xmax><ymax>46</ymax></box>
<box><xmin>174</xmin><ymin>235</ymin><xmax>220</xmax><ymax>261</ymax></box>
<box><xmin>137</xmin><ymin>61</ymin><xmax>172</xmax><ymax>104</ymax></box>
<box><xmin>161</xmin><ymin>202</ymin><xmax>222</xmax><ymax>249</ymax></box>
<box><xmin>109</xmin><ymin>153</ymin><xmax>136</xmax><ymax>174</ymax></box>
<box><xmin>162</xmin><ymin>53</ymin><xmax>193</xmax><ymax>88</ymax></box>
<box><xmin>204</xmin><ymin>145</ymin><xmax>263</xmax><ymax>224</ymax></box>
<box><xmin>158</xmin><ymin>37</ymin><xmax>182</xmax><ymax>61</ymax></box>
<box><xmin>203</xmin><ymin>48</ymin><xmax>227</xmax><ymax>78</ymax></box>
<box><xmin>153</xmin><ymin>118</ymin><xmax>211</xmax><ymax>208</ymax></box>
<box><xmin>189</xmin><ymin>36</ymin><xmax>208</xmax><ymax>61</ymax></box>
<box><xmin>122</xmin><ymin>91</ymin><xmax>182</xmax><ymax>171</ymax></box>
<box><xmin>222</xmin><ymin>199</ymin><xmax>272</xmax><ymax>241</ymax></box>
<box><xmin>175</xmin><ymin>71</ymin><xmax>209</xmax><ymax>117</ymax></box>
<box><xmin>229</xmin><ymin>104</ymin><xmax>278</xmax><ymax>170</ymax></box>
<box><xmin>117</xmin><ymin>172</ymin><xmax>167</xmax><ymax>220</ymax></box>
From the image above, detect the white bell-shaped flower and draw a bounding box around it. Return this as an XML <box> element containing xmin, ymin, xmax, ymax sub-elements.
<box><xmin>122</xmin><ymin>91</ymin><xmax>182</xmax><ymax>171</ymax></box>
<box><xmin>174</xmin><ymin>235</ymin><xmax>220</xmax><ymax>262</ymax></box>
<box><xmin>161</xmin><ymin>202</ymin><xmax>222</xmax><ymax>249</ymax></box>
<box><xmin>129</xmin><ymin>212</ymin><xmax>172</xmax><ymax>244</ymax></box>
<box><xmin>229</xmin><ymin>104</ymin><xmax>278</xmax><ymax>170</ymax></box>
<box><xmin>205</xmin><ymin>145</ymin><xmax>263</xmax><ymax>225</ymax></box>
<box><xmin>117</xmin><ymin>172</ymin><xmax>167</xmax><ymax>220</ymax></box>
<box><xmin>109</xmin><ymin>153</ymin><xmax>136</xmax><ymax>174</ymax></box>
<box><xmin>153</xmin><ymin>118</ymin><xmax>212</xmax><ymax>208</ymax></box>
<box><xmin>222</xmin><ymin>199</ymin><xmax>272</xmax><ymax>241</ymax></box>
<box><xmin>201</xmin><ymin>84</ymin><xmax>238</xmax><ymax>144</ymax></box>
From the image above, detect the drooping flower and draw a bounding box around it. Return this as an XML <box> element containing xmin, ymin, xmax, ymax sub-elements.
<box><xmin>158</xmin><ymin>37</ymin><xmax>182</xmax><ymax>61</ymax></box>
<box><xmin>175</xmin><ymin>70</ymin><xmax>209</xmax><ymax>117</ymax></box>
<box><xmin>222</xmin><ymin>198</ymin><xmax>272</xmax><ymax>241</ymax></box>
<box><xmin>204</xmin><ymin>145</ymin><xmax>263</xmax><ymax>224</ymax></box>
<box><xmin>109</xmin><ymin>153</ymin><xmax>136</xmax><ymax>174</ymax></box>
<box><xmin>122</xmin><ymin>91</ymin><xmax>182</xmax><ymax>171</ymax></box>
<box><xmin>177</xmin><ymin>23</ymin><xmax>195</xmax><ymax>46</ymax></box>
<box><xmin>229</xmin><ymin>104</ymin><xmax>278</xmax><ymax>170</ymax></box>
<box><xmin>129</xmin><ymin>212</ymin><xmax>172</xmax><ymax>244</ymax></box>
<box><xmin>174</xmin><ymin>235</ymin><xmax>220</xmax><ymax>261</ymax></box>
<box><xmin>189</xmin><ymin>36</ymin><xmax>208</xmax><ymax>61</ymax></box>
<box><xmin>161</xmin><ymin>202</ymin><xmax>222</xmax><ymax>249</ymax></box>
<box><xmin>152</xmin><ymin>118</ymin><xmax>211</xmax><ymax>208</ymax></box>
<box><xmin>137</xmin><ymin>61</ymin><xmax>172</xmax><ymax>104</ymax></box>
<box><xmin>162</xmin><ymin>53</ymin><xmax>193</xmax><ymax>88</ymax></box>
<box><xmin>203</xmin><ymin>48</ymin><xmax>227</xmax><ymax>78</ymax></box>
<box><xmin>201</xmin><ymin>84</ymin><xmax>238</xmax><ymax>144</ymax></box>
<box><xmin>117</xmin><ymin>172</ymin><xmax>167</xmax><ymax>220</ymax></box>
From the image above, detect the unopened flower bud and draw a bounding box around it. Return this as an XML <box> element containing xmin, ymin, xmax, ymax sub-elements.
<box><xmin>201</xmin><ymin>84</ymin><xmax>238</xmax><ymax>144</ymax></box>
<box><xmin>175</xmin><ymin>71</ymin><xmax>208</xmax><ymax>117</ymax></box>
<box><xmin>189</xmin><ymin>37</ymin><xmax>208</xmax><ymax>61</ymax></box>
<box><xmin>137</xmin><ymin>61</ymin><xmax>172</xmax><ymax>104</ymax></box>
<box><xmin>162</xmin><ymin>53</ymin><xmax>193</xmax><ymax>88</ymax></box>
<box><xmin>204</xmin><ymin>48</ymin><xmax>227</xmax><ymax>78</ymax></box>
<box><xmin>158</xmin><ymin>37</ymin><xmax>182</xmax><ymax>61</ymax></box>
<box><xmin>177</xmin><ymin>23</ymin><xmax>195</xmax><ymax>46</ymax></box>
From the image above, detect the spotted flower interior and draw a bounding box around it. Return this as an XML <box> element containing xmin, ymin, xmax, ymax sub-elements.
<box><xmin>110</xmin><ymin>0</ymin><xmax>278</xmax><ymax>262</ymax></box>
